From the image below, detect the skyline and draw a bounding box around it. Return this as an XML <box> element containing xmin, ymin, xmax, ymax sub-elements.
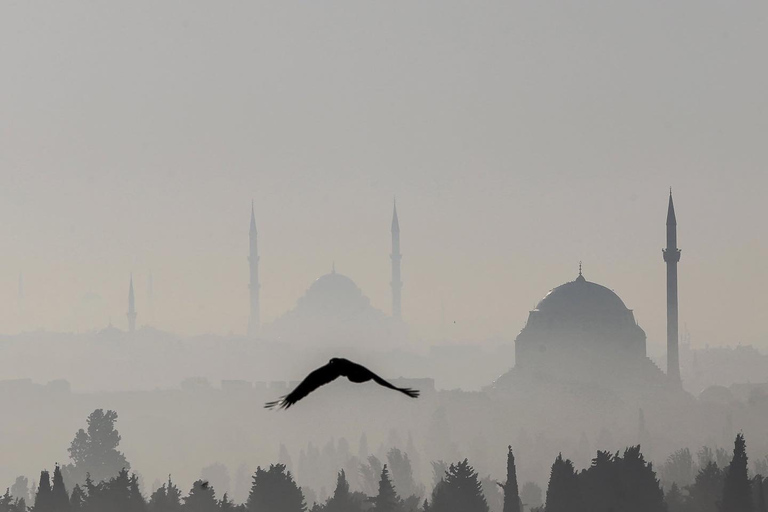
<box><xmin>1</xmin><ymin>1</ymin><xmax>766</xmax><ymax>349</ymax></box>
<box><xmin>1</xmin><ymin>189</ymin><xmax>761</xmax><ymax>354</ymax></box>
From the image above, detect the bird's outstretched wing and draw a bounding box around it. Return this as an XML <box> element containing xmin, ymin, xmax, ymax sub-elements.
<box><xmin>264</xmin><ymin>363</ymin><xmax>342</xmax><ymax>410</ymax></box>
<box><xmin>366</xmin><ymin>369</ymin><xmax>420</xmax><ymax>399</ymax></box>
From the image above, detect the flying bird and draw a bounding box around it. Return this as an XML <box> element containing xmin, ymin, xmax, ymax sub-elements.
<box><xmin>265</xmin><ymin>358</ymin><xmax>420</xmax><ymax>410</ymax></box>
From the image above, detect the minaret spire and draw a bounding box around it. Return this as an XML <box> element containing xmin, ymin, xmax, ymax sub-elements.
<box><xmin>663</xmin><ymin>190</ymin><xmax>681</xmax><ymax>387</ymax></box>
<box><xmin>248</xmin><ymin>202</ymin><xmax>261</xmax><ymax>336</ymax></box>
<box><xmin>127</xmin><ymin>274</ymin><xmax>137</xmax><ymax>333</ymax></box>
<box><xmin>391</xmin><ymin>198</ymin><xmax>402</xmax><ymax>320</ymax></box>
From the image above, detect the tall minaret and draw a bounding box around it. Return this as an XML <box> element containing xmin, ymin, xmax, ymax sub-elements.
<box><xmin>127</xmin><ymin>274</ymin><xmax>137</xmax><ymax>333</ymax></box>
<box><xmin>248</xmin><ymin>202</ymin><xmax>260</xmax><ymax>336</ymax></box>
<box><xmin>391</xmin><ymin>199</ymin><xmax>402</xmax><ymax>320</ymax></box>
<box><xmin>663</xmin><ymin>190</ymin><xmax>681</xmax><ymax>387</ymax></box>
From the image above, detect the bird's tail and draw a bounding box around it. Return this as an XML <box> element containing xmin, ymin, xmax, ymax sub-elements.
<box><xmin>398</xmin><ymin>387</ymin><xmax>420</xmax><ymax>398</ymax></box>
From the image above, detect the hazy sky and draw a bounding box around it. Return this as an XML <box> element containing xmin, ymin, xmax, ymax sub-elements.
<box><xmin>1</xmin><ymin>1</ymin><xmax>766</xmax><ymax>351</ymax></box>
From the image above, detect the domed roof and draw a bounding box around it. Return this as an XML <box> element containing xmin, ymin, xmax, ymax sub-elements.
<box><xmin>305</xmin><ymin>270</ymin><xmax>364</xmax><ymax>301</ymax></box>
<box><xmin>535</xmin><ymin>273</ymin><xmax>628</xmax><ymax>314</ymax></box>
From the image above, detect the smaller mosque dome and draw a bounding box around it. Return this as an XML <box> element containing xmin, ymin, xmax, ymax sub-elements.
<box><xmin>535</xmin><ymin>273</ymin><xmax>628</xmax><ymax>315</ymax></box>
<box><xmin>297</xmin><ymin>270</ymin><xmax>371</xmax><ymax>315</ymax></box>
<box><xmin>306</xmin><ymin>271</ymin><xmax>365</xmax><ymax>302</ymax></box>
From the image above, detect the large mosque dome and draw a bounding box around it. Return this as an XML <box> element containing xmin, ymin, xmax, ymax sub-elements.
<box><xmin>535</xmin><ymin>273</ymin><xmax>628</xmax><ymax>315</ymax></box>
<box><xmin>496</xmin><ymin>270</ymin><xmax>665</xmax><ymax>389</ymax></box>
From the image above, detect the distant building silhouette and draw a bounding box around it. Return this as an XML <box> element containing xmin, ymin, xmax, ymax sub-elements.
<box><xmin>494</xmin><ymin>190</ymin><xmax>687</xmax><ymax>394</ymax></box>
<box><xmin>502</xmin><ymin>267</ymin><xmax>664</xmax><ymax>388</ymax></box>
<box><xmin>262</xmin><ymin>202</ymin><xmax>405</xmax><ymax>345</ymax></box>
<box><xmin>391</xmin><ymin>199</ymin><xmax>402</xmax><ymax>320</ymax></box>
<box><xmin>663</xmin><ymin>190</ymin><xmax>682</xmax><ymax>387</ymax></box>
<box><xmin>248</xmin><ymin>202</ymin><xmax>261</xmax><ymax>336</ymax></box>
<box><xmin>127</xmin><ymin>275</ymin><xmax>137</xmax><ymax>333</ymax></box>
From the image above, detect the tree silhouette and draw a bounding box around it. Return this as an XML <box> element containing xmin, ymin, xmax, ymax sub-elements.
<box><xmin>371</xmin><ymin>465</ymin><xmax>402</xmax><ymax>512</ymax></box>
<box><xmin>324</xmin><ymin>471</ymin><xmax>352</xmax><ymax>512</ymax></box>
<box><xmin>10</xmin><ymin>477</ymin><xmax>29</xmax><ymax>505</ymax></box>
<box><xmin>498</xmin><ymin>447</ymin><xmax>520</xmax><ymax>512</ymax></box>
<box><xmin>359</xmin><ymin>456</ymin><xmax>384</xmax><ymax>498</ymax></box>
<box><xmin>246</xmin><ymin>464</ymin><xmax>305</xmax><ymax>512</ymax></box>
<box><xmin>1</xmin><ymin>489</ymin><xmax>13</xmax><ymax>512</ymax></box>
<box><xmin>183</xmin><ymin>480</ymin><xmax>217</xmax><ymax>512</ymax></box>
<box><xmin>66</xmin><ymin>409</ymin><xmax>130</xmax><ymax>485</ymax></box>
<box><xmin>661</xmin><ymin>448</ymin><xmax>694</xmax><ymax>488</ymax></box>
<box><xmin>51</xmin><ymin>465</ymin><xmax>71</xmax><ymax>512</ymax></box>
<box><xmin>387</xmin><ymin>448</ymin><xmax>423</xmax><ymax>501</ymax></box>
<box><xmin>544</xmin><ymin>454</ymin><xmax>580</xmax><ymax>512</ymax></box>
<box><xmin>149</xmin><ymin>476</ymin><xmax>182</xmax><ymax>512</ymax></box>
<box><xmin>665</xmin><ymin>483</ymin><xmax>684</xmax><ymax>512</ymax></box>
<box><xmin>722</xmin><ymin>434</ymin><xmax>752</xmax><ymax>512</ymax></box>
<box><xmin>519</xmin><ymin>482</ymin><xmax>542</xmax><ymax>511</ymax></box>
<box><xmin>69</xmin><ymin>485</ymin><xmax>86</xmax><ymax>512</ymax></box>
<box><xmin>430</xmin><ymin>459</ymin><xmax>488</xmax><ymax>512</ymax></box>
<box><xmin>34</xmin><ymin>470</ymin><xmax>53</xmax><ymax>512</ymax></box>
<box><xmin>219</xmin><ymin>494</ymin><xmax>234</xmax><ymax>512</ymax></box>
<box><xmin>684</xmin><ymin>461</ymin><xmax>723</xmax><ymax>512</ymax></box>
<box><xmin>754</xmin><ymin>476</ymin><xmax>767</xmax><ymax>512</ymax></box>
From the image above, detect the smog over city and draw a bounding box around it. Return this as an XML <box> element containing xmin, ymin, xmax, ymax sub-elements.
<box><xmin>1</xmin><ymin>2</ymin><xmax>767</xmax><ymax>512</ymax></box>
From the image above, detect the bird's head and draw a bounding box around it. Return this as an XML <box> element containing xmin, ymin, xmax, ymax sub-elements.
<box><xmin>329</xmin><ymin>358</ymin><xmax>340</xmax><ymax>365</ymax></box>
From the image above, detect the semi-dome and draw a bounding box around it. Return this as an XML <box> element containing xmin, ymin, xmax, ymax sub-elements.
<box><xmin>535</xmin><ymin>273</ymin><xmax>628</xmax><ymax>314</ymax></box>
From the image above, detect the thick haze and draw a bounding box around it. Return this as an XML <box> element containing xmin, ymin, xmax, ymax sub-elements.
<box><xmin>1</xmin><ymin>1</ymin><xmax>766</xmax><ymax>351</ymax></box>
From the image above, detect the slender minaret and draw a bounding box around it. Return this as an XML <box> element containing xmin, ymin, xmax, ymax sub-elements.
<box><xmin>663</xmin><ymin>190</ymin><xmax>681</xmax><ymax>387</ymax></box>
<box><xmin>391</xmin><ymin>199</ymin><xmax>402</xmax><ymax>320</ymax></box>
<box><xmin>127</xmin><ymin>274</ymin><xmax>137</xmax><ymax>333</ymax></box>
<box><xmin>248</xmin><ymin>202</ymin><xmax>260</xmax><ymax>336</ymax></box>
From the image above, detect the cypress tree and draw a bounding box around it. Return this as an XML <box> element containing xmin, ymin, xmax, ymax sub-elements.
<box><xmin>499</xmin><ymin>447</ymin><xmax>521</xmax><ymax>512</ymax></box>
<box><xmin>35</xmin><ymin>471</ymin><xmax>54</xmax><ymax>512</ymax></box>
<box><xmin>51</xmin><ymin>465</ymin><xmax>71</xmax><ymax>512</ymax></box>
<box><xmin>544</xmin><ymin>454</ymin><xmax>581</xmax><ymax>512</ymax></box>
<box><xmin>722</xmin><ymin>434</ymin><xmax>753</xmax><ymax>512</ymax></box>
<box><xmin>325</xmin><ymin>470</ymin><xmax>352</xmax><ymax>512</ymax></box>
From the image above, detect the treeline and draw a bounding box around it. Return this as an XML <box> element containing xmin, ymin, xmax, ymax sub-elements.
<box><xmin>3</xmin><ymin>409</ymin><xmax>768</xmax><ymax>512</ymax></box>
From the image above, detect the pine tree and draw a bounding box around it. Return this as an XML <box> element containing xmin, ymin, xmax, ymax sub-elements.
<box><xmin>1</xmin><ymin>489</ymin><xmax>14</xmax><ymax>512</ymax></box>
<box><xmin>246</xmin><ymin>464</ymin><xmax>305</xmax><ymax>512</ymax></box>
<box><xmin>430</xmin><ymin>460</ymin><xmax>488</xmax><ymax>512</ymax></box>
<box><xmin>687</xmin><ymin>461</ymin><xmax>723</xmax><ymax>512</ymax></box>
<box><xmin>52</xmin><ymin>465</ymin><xmax>71</xmax><ymax>512</ymax></box>
<box><xmin>128</xmin><ymin>473</ymin><xmax>147</xmax><ymax>512</ymax></box>
<box><xmin>544</xmin><ymin>454</ymin><xmax>580</xmax><ymax>512</ymax></box>
<box><xmin>34</xmin><ymin>470</ymin><xmax>54</xmax><ymax>512</ymax></box>
<box><xmin>184</xmin><ymin>481</ymin><xmax>218</xmax><ymax>512</ymax></box>
<box><xmin>12</xmin><ymin>498</ymin><xmax>26</xmax><ymax>512</ymax></box>
<box><xmin>371</xmin><ymin>465</ymin><xmax>401</xmax><ymax>512</ymax></box>
<box><xmin>69</xmin><ymin>485</ymin><xmax>86</xmax><ymax>512</ymax></box>
<box><xmin>498</xmin><ymin>447</ymin><xmax>520</xmax><ymax>512</ymax></box>
<box><xmin>219</xmin><ymin>494</ymin><xmax>234</xmax><ymax>512</ymax></box>
<box><xmin>722</xmin><ymin>434</ymin><xmax>753</xmax><ymax>512</ymax></box>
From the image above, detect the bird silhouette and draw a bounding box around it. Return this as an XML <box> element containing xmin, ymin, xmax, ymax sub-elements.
<box><xmin>265</xmin><ymin>358</ymin><xmax>419</xmax><ymax>410</ymax></box>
